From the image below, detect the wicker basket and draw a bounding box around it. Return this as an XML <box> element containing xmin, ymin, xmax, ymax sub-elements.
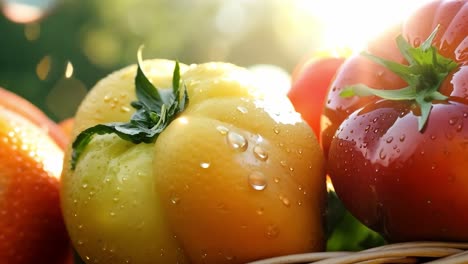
<box><xmin>247</xmin><ymin>242</ymin><xmax>468</xmax><ymax>264</ymax></box>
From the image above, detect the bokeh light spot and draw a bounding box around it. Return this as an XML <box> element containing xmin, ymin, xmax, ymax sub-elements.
<box><xmin>36</xmin><ymin>55</ymin><xmax>51</xmax><ymax>81</ymax></box>
<box><xmin>249</xmin><ymin>64</ymin><xmax>291</xmax><ymax>97</ymax></box>
<box><xmin>24</xmin><ymin>22</ymin><xmax>40</xmax><ymax>41</ymax></box>
<box><xmin>2</xmin><ymin>0</ymin><xmax>56</xmax><ymax>24</ymax></box>
<box><xmin>65</xmin><ymin>61</ymin><xmax>74</xmax><ymax>79</ymax></box>
<box><xmin>82</xmin><ymin>29</ymin><xmax>122</xmax><ymax>68</ymax></box>
<box><xmin>46</xmin><ymin>77</ymin><xmax>87</xmax><ymax>120</ymax></box>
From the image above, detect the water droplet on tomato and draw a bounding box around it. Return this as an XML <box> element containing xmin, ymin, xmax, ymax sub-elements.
<box><xmin>280</xmin><ymin>160</ymin><xmax>287</xmax><ymax>167</ymax></box>
<box><xmin>248</xmin><ymin>171</ymin><xmax>267</xmax><ymax>191</ymax></box>
<box><xmin>236</xmin><ymin>106</ymin><xmax>248</xmax><ymax>114</ymax></box>
<box><xmin>216</xmin><ymin>125</ymin><xmax>229</xmax><ymax>135</ymax></box>
<box><xmin>170</xmin><ymin>194</ymin><xmax>180</xmax><ymax>205</ymax></box>
<box><xmin>253</xmin><ymin>145</ymin><xmax>268</xmax><ymax>161</ymax></box>
<box><xmin>227</xmin><ymin>131</ymin><xmax>247</xmax><ymax>151</ymax></box>
<box><xmin>273</xmin><ymin>127</ymin><xmax>281</xmax><ymax>134</ymax></box>
<box><xmin>379</xmin><ymin>149</ymin><xmax>387</xmax><ymax>160</ymax></box>
<box><xmin>399</xmin><ymin>134</ymin><xmax>406</xmax><ymax>142</ymax></box>
<box><xmin>449</xmin><ymin>118</ymin><xmax>457</xmax><ymax>125</ymax></box>
<box><xmin>120</xmin><ymin>106</ymin><xmax>131</xmax><ymax>113</ymax></box>
<box><xmin>385</xmin><ymin>136</ymin><xmax>393</xmax><ymax>143</ymax></box>
<box><xmin>200</xmin><ymin>162</ymin><xmax>210</xmax><ymax>169</ymax></box>
<box><xmin>256</xmin><ymin>207</ymin><xmax>264</xmax><ymax>215</ymax></box>
<box><xmin>265</xmin><ymin>224</ymin><xmax>280</xmax><ymax>239</ymax></box>
<box><xmin>413</xmin><ymin>37</ymin><xmax>421</xmax><ymax>47</ymax></box>
<box><xmin>279</xmin><ymin>195</ymin><xmax>290</xmax><ymax>207</ymax></box>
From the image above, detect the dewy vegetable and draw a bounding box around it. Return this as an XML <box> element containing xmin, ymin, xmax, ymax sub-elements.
<box><xmin>0</xmin><ymin>88</ymin><xmax>71</xmax><ymax>264</ymax></box>
<box><xmin>61</xmin><ymin>54</ymin><xmax>326</xmax><ymax>263</ymax></box>
<box><xmin>322</xmin><ymin>0</ymin><xmax>467</xmax><ymax>242</ymax></box>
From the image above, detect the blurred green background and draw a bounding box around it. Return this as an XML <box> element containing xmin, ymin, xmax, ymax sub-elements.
<box><xmin>0</xmin><ymin>0</ymin><xmax>329</xmax><ymax>122</ymax></box>
<box><xmin>0</xmin><ymin>0</ymin><xmax>429</xmax><ymax>122</ymax></box>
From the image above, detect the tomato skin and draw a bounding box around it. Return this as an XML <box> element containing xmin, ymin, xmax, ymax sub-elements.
<box><xmin>288</xmin><ymin>57</ymin><xmax>345</xmax><ymax>138</ymax></box>
<box><xmin>323</xmin><ymin>0</ymin><xmax>468</xmax><ymax>241</ymax></box>
<box><xmin>61</xmin><ymin>60</ymin><xmax>326</xmax><ymax>264</ymax></box>
<box><xmin>320</xmin><ymin>25</ymin><xmax>407</xmax><ymax>156</ymax></box>
<box><xmin>59</xmin><ymin>118</ymin><xmax>74</xmax><ymax>141</ymax></box>
<box><xmin>0</xmin><ymin>107</ymin><xmax>70</xmax><ymax>264</ymax></box>
<box><xmin>0</xmin><ymin>88</ymin><xmax>68</xmax><ymax>149</ymax></box>
<box><xmin>329</xmin><ymin>100</ymin><xmax>468</xmax><ymax>241</ymax></box>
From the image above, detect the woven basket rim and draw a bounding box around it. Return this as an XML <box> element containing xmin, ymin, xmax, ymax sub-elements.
<box><xmin>246</xmin><ymin>241</ymin><xmax>468</xmax><ymax>264</ymax></box>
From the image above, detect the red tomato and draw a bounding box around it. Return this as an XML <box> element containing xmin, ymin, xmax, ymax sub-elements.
<box><xmin>0</xmin><ymin>87</ymin><xmax>71</xmax><ymax>264</ymax></box>
<box><xmin>288</xmin><ymin>56</ymin><xmax>345</xmax><ymax>139</ymax></box>
<box><xmin>323</xmin><ymin>0</ymin><xmax>468</xmax><ymax>242</ymax></box>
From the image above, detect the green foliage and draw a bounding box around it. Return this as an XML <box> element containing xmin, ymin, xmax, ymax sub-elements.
<box><xmin>326</xmin><ymin>191</ymin><xmax>386</xmax><ymax>251</ymax></box>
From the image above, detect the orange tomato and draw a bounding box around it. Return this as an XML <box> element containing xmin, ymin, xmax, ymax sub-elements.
<box><xmin>0</xmin><ymin>88</ymin><xmax>68</xmax><ymax>149</ymax></box>
<box><xmin>58</xmin><ymin>118</ymin><xmax>74</xmax><ymax>141</ymax></box>
<box><xmin>0</xmin><ymin>87</ymin><xmax>70</xmax><ymax>264</ymax></box>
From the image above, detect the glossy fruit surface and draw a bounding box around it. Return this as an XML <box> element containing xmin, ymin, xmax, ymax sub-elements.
<box><xmin>61</xmin><ymin>59</ymin><xmax>326</xmax><ymax>263</ymax></box>
<box><xmin>0</xmin><ymin>104</ymin><xmax>70</xmax><ymax>264</ymax></box>
<box><xmin>0</xmin><ymin>88</ymin><xmax>68</xmax><ymax>149</ymax></box>
<box><xmin>288</xmin><ymin>56</ymin><xmax>345</xmax><ymax>138</ymax></box>
<box><xmin>324</xmin><ymin>0</ymin><xmax>468</xmax><ymax>241</ymax></box>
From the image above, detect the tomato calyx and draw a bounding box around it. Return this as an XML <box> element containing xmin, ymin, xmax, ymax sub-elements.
<box><xmin>340</xmin><ymin>25</ymin><xmax>458</xmax><ymax>132</ymax></box>
<box><xmin>70</xmin><ymin>48</ymin><xmax>188</xmax><ymax>169</ymax></box>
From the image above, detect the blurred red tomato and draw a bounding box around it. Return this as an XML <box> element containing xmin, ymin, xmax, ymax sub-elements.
<box><xmin>0</xmin><ymin>87</ymin><xmax>71</xmax><ymax>264</ymax></box>
<box><xmin>288</xmin><ymin>55</ymin><xmax>345</xmax><ymax>139</ymax></box>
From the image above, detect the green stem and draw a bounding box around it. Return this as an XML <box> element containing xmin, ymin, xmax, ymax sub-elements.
<box><xmin>340</xmin><ymin>25</ymin><xmax>458</xmax><ymax>132</ymax></box>
<box><xmin>70</xmin><ymin>49</ymin><xmax>188</xmax><ymax>170</ymax></box>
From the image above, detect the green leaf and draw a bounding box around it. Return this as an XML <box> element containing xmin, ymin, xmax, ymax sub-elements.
<box><xmin>136</xmin><ymin>47</ymin><xmax>164</xmax><ymax>112</ymax></box>
<box><xmin>340</xmin><ymin>85</ymin><xmax>416</xmax><ymax>100</ymax></box>
<box><xmin>396</xmin><ymin>35</ymin><xmax>416</xmax><ymax>65</ymax></box>
<box><xmin>416</xmin><ymin>97</ymin><xmax>432</xmax><ymax>132</ymax></box>
<box><xmin>421</xmin><ymin>24</ymin><xmax>439</xmax><ymax>51</ymax></box>
<box><xmin>361</xmin><ymin>52</ymin><xmax>413</xmax><ymax>84</ymax></box>
<box><xmin>71</xmin><ymin>53</ymin><xmax>188</xmax><ymax>170</ymax></box>
<box><xmin>172</xmin><ymin>60</ymin><xmax>180</xmax><ymax>93</ymax></box>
